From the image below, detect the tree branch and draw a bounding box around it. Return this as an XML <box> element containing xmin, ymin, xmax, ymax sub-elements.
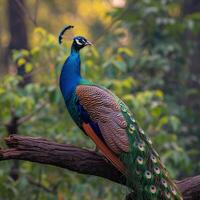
<box><xmin>0</xmin><ymin>135</ymin><xmax>199</xmax><ymax>200</ymax></box>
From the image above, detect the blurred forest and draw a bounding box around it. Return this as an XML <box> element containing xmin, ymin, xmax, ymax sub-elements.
<box><xmin>0</xmin><ymin>0</ymin><xmax>200</xmax><ymax>199</ymax></box>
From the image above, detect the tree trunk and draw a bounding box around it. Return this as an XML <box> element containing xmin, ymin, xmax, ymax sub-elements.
<box><xmin>5</xmin><ymin>0</ymin><xmax>30</xmax><ymax>180</ymax></box>
<box><xmin>5</xmin><ymin>0</ymin><xmax>31</xmax><ymax>85</ymax></box>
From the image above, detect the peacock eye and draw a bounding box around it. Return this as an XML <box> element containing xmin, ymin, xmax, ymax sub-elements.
<box><xmin>136</xmin><ymin>156</ymin><xmax>144</xmax><ymax>165</ymax></box>
<box><xmin>150</xmin><ymin>185</ymin><xmax>157</xmax><ymax>194</ymax></box>
<box><xmin>150</xmin><ymin>154</ymin><xmax>157</xmax><ymax>163</ymax></box>
<box><xmin>129</xmin><ymin>127</ymin><xmax>134</xmax><ymax>134</ymax></box>
<box><xmin>161</xmin><ymin>178</ymin><xmax>167</xmax><ymax>188</ymax></box>
<box><xmin>165</xmin><ymin>191</ymin><xmax>171</xmax><ymax>199</ymax></box>
<box><xmin>146</xmin><ymin>136</ymin><xmax>152</xmax><ymax>144</ymax></box>
<box><xmin>138</xmin><ymin>142</ymin><xmax>145</xmax><ymax>151</ymax></box>
<box><xmin>145</xmin><ymin>170</ymin><xmax>152</xmax><ymax>179</ymax></box>
<box><xmin>129</xmin><ymin>124</ymin><xmax>135</xmax><ymax>131</ymax></box>
<box><xmin>154</xmin><ymin>166</ymin><xmax>160</xmax><ymax>174</ymax></box>
<box><xmin>170</xmin><ymin>186</ymin><xmax>177</xmax><ymax>195</ymax></box>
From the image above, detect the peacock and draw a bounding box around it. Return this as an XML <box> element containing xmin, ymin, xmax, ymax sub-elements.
<box><xmin>58</xmin><ymin>25</ymin><xmax>183</xmax><ymax>200</ymax></box>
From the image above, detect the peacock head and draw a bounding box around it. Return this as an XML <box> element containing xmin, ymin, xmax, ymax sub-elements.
<box><xmin>72</xmin><ymin>36</ymin><xmax>92</xmax><ymax>51</ymax></box>
<box><xmin>58</xmin><ymin>25</ymin><xmax>92</xmax><ymax>51</ymax></box>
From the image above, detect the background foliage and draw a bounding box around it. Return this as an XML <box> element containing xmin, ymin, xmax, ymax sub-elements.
<box><xmin>0</xmin><ymin>0</ymin><xmax>199</xmax><ymax>199</ymax></box>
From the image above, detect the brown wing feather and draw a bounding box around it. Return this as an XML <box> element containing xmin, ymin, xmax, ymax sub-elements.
<box><xmin>77</xmin><ymin>85</ymin><xmax>129</xmax><ymax>154</ymax></box>
<box><xmin>82</xmin><ymin>123</ymin><xmax>126</xmax><ymax>174</ymax></box>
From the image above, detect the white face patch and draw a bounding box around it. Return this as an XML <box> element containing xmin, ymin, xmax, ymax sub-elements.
<box><xmin>75</xmin><ymin>39</ymin><xmax>83</xmax><ymax>45</ymax></box>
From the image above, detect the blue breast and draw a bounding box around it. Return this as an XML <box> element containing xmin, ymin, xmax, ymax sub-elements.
<box><xmin>59</xmin><ymin>50</ymin><xmax>81</xmax><ymax>102</ymax></box>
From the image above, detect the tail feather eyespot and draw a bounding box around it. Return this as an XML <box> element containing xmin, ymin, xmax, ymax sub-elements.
<box><xmin>137</xmin><ymin>142</ymin><xmax>145</xmax><ymax>151</ymax></box>
<box><xmin>161</xmin><ymin>178</ymin><xmax>168</xmax><ymax>188</ymax></box>
<box><xmin>144</xmin><ymin>170</ymin><xmax>152</xmax><ymax>179</ymax></box>
<box><xmin>146</xmin><ymin>137</ymin><xmax>152</xmax><ymax>145</ymax></box>
<box><xmin>136</xmin><ymin>156</ymin><xmax>144</xmax><ymax>165</ymax></box>
<box><xmin>170</xmin><ymin>186</ymin><xmax>177</xmax><ymax>196</ymax></box>
<box><xmin>165</xmin><ymin>191</ymin><xmax>171</xmax><ymax>199</ymax></box>
<box><xmin>150</xmin><ymin>185</ymin><xmax>157</xmax><ymax>194</ymax></box>
<box><xmin>150</xmin><ymin>154</ymin><xmax>157</xmax><ymax>163</ymax></box>
<box><xmin>129</xmin><ymin>124</ymin><xmax>135</xmax><ymax>134</ymax></box>
<box><xmin>154</xmin><ymin>166</ymin><xmax>161</xmax><ymax>175</ymax></box>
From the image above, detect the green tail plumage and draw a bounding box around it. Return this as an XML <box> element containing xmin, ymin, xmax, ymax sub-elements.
<box><xmin>118</xmin><ymin>101</ymin><xmax>183</xmax><ymax>200</ymax></box>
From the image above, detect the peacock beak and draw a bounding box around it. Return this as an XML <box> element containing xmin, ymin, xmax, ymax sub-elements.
<box><xmin>85</xmin><ymin>40</ymin><xmax>93</xmax><ymax>46</ymax></box>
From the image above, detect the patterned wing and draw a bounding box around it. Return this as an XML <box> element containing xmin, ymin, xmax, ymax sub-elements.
<box><xmin>76</xmin><ymin>84</ymin><xmax>183</xmax><ymax>200</ymax></box>
<box><xmin>76</xmin><ymin>85</ymin><xmax>129</xmax><ymax>155</ymax></box>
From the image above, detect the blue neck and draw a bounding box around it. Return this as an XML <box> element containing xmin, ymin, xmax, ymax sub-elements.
<box><xmin>59</xmin><ymin>46</ymin><xmax>81</xmax><ymax>102</ymax></box>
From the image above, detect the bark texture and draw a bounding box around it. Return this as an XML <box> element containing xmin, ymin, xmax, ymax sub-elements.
<box><xmin>0</xmin><ymin>135</ymin><xmax>199</xmax><ymax>200</ymax></box>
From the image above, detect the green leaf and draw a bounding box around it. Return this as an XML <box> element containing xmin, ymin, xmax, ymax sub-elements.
<box><xmin>112</xmin><ymin>60</ymin><xmax>127</xmax><ymax>72</ymax></box>
<box><xmin>118</xmin><ymin>47</ymin><xmax>134</xmax><ymax>56</ymax></box>
<box><xmin>25</xmin><ymin>63</ymin><xmax>33</xmax><ymax>73</ymax></box>
<box><xmin>17</xmin><ymin>58</ymin><xmax>26</xmax><ymax>66</ymax></box>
